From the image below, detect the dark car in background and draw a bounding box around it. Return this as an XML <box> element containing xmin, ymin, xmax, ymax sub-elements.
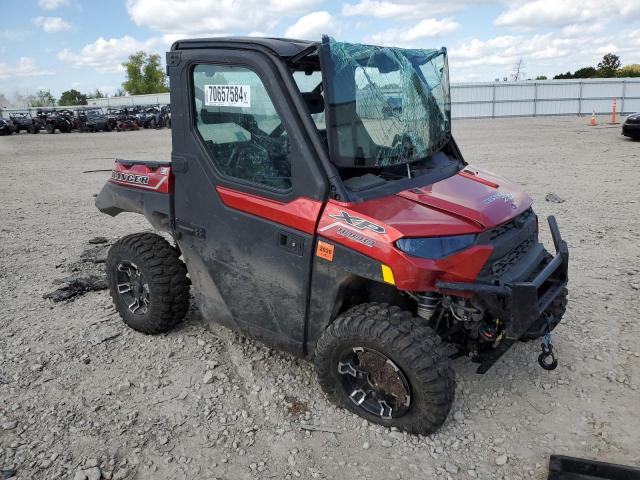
<box><xmin>77</xmin><ymin>107</ymin><xmax>112</xmax><ymax>132</ymax></box>
<box><xmin>622</xmin><ymin>113</ymin><xmax>640</xmax><ymax>140</ymax></box>
<box><xmin>9</xmin><ymin>112</ymin><xmax>40</xmax><ymax>134</ymax></box>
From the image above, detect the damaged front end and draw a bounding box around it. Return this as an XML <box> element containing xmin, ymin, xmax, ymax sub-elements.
<box><xmin>432</xmin><ymin>216</ymin><xmax>569</xmax><ymax>373</ymax></box>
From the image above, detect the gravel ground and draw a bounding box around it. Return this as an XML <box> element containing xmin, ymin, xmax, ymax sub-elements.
<box><xmin>1</xmin><ymin>117</ymin><xmax>639</xmax><ymax>480</ymax></box>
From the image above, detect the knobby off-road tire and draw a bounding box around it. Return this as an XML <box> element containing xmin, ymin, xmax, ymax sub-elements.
<box><xmin>315</xmin><ymin>302</ymin><xmax>455</xmax><ymax>434</ymax></box>
<box><xmin>107</xmin><ymin>232</ymin><xmax>190</xmax><ymax>334</ymax></box>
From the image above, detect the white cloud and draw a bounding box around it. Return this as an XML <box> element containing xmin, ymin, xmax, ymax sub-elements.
<box><xmin>342</xmin><ymin>0</ymin><xmax>495</xmax><ymax>20</ymax></box>
<box><xmin>451</xmin><ymin>34</ymin><xmax>576</xmax><ymax>67</ymax></box>
<box><xmin>0</xmin><ymin>58</ymin><xmax>54</xmax><ymax>80</ymax></box>
<box><xmin>58</xmin><ymin>36</ymin><xmax>165</xmax><ymax>72</ymax></box>
<box><xmin>495</xmin><ymin>0</ymin><xmax>598</xmax><ymax>28</ymax></box>
<box><xmin>365</xmin><ymin>17</ymin><xmax>460</xmax><ymax>46</ymax></box>
<box><xmin>284</xmin><ymin>11</ymin><xmax>337</xmax><ymax>39</ymax></box>
<box><xmin>38</xmin><ymin>0</ymin><xmax>70</xmax><ymax>10</ymax></box>
<box><xmin>561</xmin><ymin>22</ymin><xmax>605</xmax><ymax>37</ymax></box>
<box><xmin>448</xmin><ymin>28</ymin><xmax>640</xmax><ymax>81</ymax></box>
<box><xmin>34</xmin><ymin>16</ymin><xmax>72</xmax><ymax>33</ymax></box>
<box><xmin>495</xmin><ymin>0</ymin><xmax>640</xmax><ymax>29</ymax></box>
<box><xmin>126</xmin><ymin>0</ymin><xmax>321</xmax><ymax>37</ymax></box>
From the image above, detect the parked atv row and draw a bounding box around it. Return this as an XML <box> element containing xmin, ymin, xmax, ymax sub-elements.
<box><xmin>0</xmin><ymin>111</ymin><xmax>40</xmax><ymax>135</ymax></box>
<box><xmin>0</xmin><ymin>105</ymin><xmax>171</xmax><ymax>135</ymax></box>
<box><xmin>106</xmin><ymin>105</ymin><xmax>171</xmax><ymax>131</ymax></box>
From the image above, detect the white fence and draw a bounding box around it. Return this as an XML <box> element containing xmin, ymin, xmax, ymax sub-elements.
<box><xmin>86</xmin><ymin>93</ymin><xmax>170</xmax><ymax>108</ymax></box>
<box><xmin>2</xmin><ymin>78</ymin><xmax>639</xmax><ymax>119</ymax></box>
<box><xmin>80</xmin><ymin>78</ymin><xmax>640</xmax><ymax>118</ymax></box>
<box><xmin>451</xmin><ymin>78</ymin><xmax>640</xmax><ymax>118</ymax></box>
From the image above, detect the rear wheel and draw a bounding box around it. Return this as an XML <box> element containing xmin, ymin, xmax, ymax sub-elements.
<box><xmin>106</xmin><ymin>233</ymin><xmax>191</xmax><ymax>334</ymax></box>
<box><xmin>28</xmin><ymin>124</ymin><xmax>39</xmax><ymax>134</ymax></box>
<box><xmin>315</xmin><ymin>303</ymin><xmax>455</xmax><ymax>434</ymax></box>
<box><xmin>46</xmin><ymin>124</ymin><xmax>55</xmax><ymax>134</ymax></box>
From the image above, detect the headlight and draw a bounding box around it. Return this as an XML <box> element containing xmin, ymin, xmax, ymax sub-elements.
<box><xmin>396</xmin><ymin>234</ymin><xmax>476</xmax><ymax>260</ymax></box>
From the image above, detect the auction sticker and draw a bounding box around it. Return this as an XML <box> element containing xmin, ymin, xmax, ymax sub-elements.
<box><xmin>316</xmin><ymin>241</ymin><xmax>334</xmax><ymax>261</ymax></box>
<box><xmin>204</xmin><ymin>84</ymin><xmax>251</xmax><ymax>108</ymax></box>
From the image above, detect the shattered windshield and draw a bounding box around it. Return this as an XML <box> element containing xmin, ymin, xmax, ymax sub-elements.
<box><xmin>321</xmin><ymin>37</ymin><xmax>450</xmax><ymax>168</ymax></box>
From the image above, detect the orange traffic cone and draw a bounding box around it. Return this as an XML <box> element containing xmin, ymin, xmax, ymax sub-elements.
<box><xmin>610</xmin><ymin>98</ymin><xmax>617</xmax><ymax>124</ymax></box>
<box><xmin>590</xmin><ymin>110</ymin><xmax>596</xmax><ymax>126</ymax></box>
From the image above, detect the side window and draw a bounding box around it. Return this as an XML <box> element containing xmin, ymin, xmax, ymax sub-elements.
<box><xmin>193</xmin><ymin>64</ymin><xmax>291</xmax><ymax>190</ymax></box>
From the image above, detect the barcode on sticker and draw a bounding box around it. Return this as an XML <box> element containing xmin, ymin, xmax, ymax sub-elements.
<box><xmin>204</xmin><ymin>85</ymin><xmax>251</xmax><ymax>108</ymax></box>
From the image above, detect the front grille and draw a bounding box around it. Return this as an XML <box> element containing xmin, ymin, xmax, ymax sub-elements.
<box><xmin>490</xmin><ymin>237</ymin><xmax>534</xmax><ymax>277</ymax></box>
<box><xmin>488</xmin><ymin>208</ymin><xmax>534</xmax><ymax>241</ymax></box>
<box><xmin>478</xmin><ymin>208</ymin><xmax>538</xmax><ymax>281</ymax></box>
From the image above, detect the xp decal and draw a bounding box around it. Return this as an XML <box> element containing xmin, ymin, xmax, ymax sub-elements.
<box><xmin>336</xmin><ymin>227</ymin><xmax>376</xmax><ymax>247</ymax></box>
<box><xmin>323</xmin><ymin>211</ymin><xmax>386</xmax><ymax>234</ymax></box>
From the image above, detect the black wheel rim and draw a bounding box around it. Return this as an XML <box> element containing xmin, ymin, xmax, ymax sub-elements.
<box><xmin>115</xmin><ymin>262</ymin><xmax>150</xmax><ymax>315</ymax></box>
<box><xmin>337</xmin><ymin>347</ymin><xmax>411</xmax><ymax>419</ymax></box>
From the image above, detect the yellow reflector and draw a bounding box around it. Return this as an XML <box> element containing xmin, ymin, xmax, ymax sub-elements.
<box><xmin>381</xmin><ymin>264</ymin><xmax>395</xmax><ymax>285</ymax></box>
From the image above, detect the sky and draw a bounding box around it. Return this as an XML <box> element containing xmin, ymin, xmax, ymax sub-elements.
<box><xmin>1</xmin><ymin>0</ymin><xmax>640</xmax><ymax>100</ymax></box>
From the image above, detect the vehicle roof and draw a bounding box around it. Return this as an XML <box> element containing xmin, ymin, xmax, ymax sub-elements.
<box><xmin>171</xmin><ymin>37</ymin><xmax>318</xmax><ymax>57</ymax></box>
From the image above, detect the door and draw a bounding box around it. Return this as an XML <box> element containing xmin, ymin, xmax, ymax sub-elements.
<box><xmin>171</xmin><ymin>49</ymin><xmax>327</xmax><ymax>355</ymax></box>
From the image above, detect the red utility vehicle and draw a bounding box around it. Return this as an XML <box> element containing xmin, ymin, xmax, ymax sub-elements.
<box><xmin>96</xmin><ymin>36</ymin><xmax>569</xmax><ymax>433</ymax></box>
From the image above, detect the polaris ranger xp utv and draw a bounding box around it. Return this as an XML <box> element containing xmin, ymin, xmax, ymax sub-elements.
<box><xmin>96</xmin><ymin>36</ymin><xmax>569</xmax><ymax>434</ymax></box>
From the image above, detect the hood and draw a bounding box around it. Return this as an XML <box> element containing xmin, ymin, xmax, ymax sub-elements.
<box><xmin>396</xmin><ymin>167</ymin><xmax>532</xmax><ymax>229</ymax></box>
<box><xmin>626</xmin><ymin>113</ymin><xmax>640</xmax><ymax>123</ymax></box>
<box><xmin>337</xmin><ymin>166</ymin><xmax>533</xmax><ymax>240</ymax></box>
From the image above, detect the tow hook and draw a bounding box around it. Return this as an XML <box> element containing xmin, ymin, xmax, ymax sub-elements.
<box><xmin>538</xmin><ymin>314</ymin><xmax>558</xmax><ymax>371</ymax></box>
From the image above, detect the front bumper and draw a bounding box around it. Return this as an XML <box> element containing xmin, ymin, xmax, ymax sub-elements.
<box><xmin>622</xmin><ymin>122</ymin><xmax>640</xmax><ymax>138</ymax></box>
<box><xmin>436</xmin><ymin>216</ymin><xmax>569</xmax><ymax>373</ymax></box>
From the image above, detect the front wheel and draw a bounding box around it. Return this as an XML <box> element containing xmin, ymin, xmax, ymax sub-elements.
<box><xmin>106</xmin><ymin>233</ymin><xmax>191</xmax><ymax>334</ymax></box>
<box><xmin>315</xmin><ymin>303</ymin><xmax>455</xmax><ymax>434</ymax></box>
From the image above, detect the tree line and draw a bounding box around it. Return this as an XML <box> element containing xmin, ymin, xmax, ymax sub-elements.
<box><xmin>0</xmin><ymin>51</ymin><xmax>168</xmax><ymax>108</ymax></box>
<box><xmin>545</xmin><ymin>53</ymin><xmax>640</xmax><ymax>80</ymax></box>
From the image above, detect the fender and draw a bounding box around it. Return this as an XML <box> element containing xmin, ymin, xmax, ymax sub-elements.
<box><xmin>95</xmin><ymin>159</ymin><xmax>173</xmax><ymax>233</ymax></box>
